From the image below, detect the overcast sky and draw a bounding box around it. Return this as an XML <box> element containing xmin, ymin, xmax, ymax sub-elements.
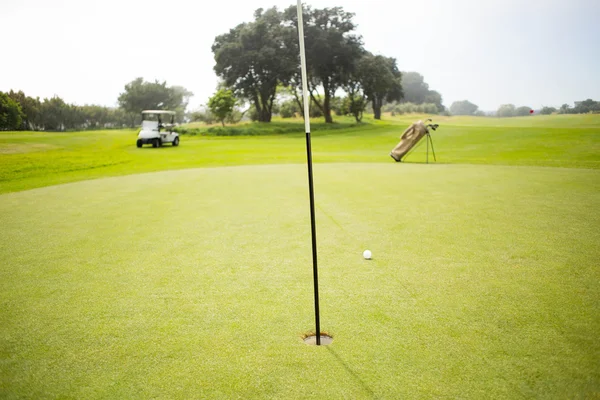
<box><xmin>1</xmin><ymin>0</ymin><xmax>598</xmax><ymax>111</ymax></box>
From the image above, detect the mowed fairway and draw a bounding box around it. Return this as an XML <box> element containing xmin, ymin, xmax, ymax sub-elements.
<box><xmin>1</xmin><ymin>115</ymin><xmax>599</xmax><ymax>398</ymax></box>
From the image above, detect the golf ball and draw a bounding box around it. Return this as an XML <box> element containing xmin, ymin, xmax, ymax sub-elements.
<box><xmin>363</xmin><ymin>250</ymin><xmax>372</xmax><ymax>260</ymax></box>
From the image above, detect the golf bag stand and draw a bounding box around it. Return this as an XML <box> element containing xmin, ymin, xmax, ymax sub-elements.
<box><xmin>391</xmin><ymin>119</ymin><xmax>439</xmax><ymax>163</ymax></box>
<box><xmin>425</xmin><ymin>129</ymin><xmax>437</xmax><ymax>164</ymax></box>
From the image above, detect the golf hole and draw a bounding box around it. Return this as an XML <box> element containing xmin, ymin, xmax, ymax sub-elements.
<box><xmin>303</xmin><ymin>334</ymin><xmax>333</xmax><ymax>346</ymax></box>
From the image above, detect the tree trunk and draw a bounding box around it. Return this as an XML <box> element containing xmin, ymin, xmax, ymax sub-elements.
<box><xmin>322</xmin><ymin>80</ymin><xmax>333</xmax><ymax>123</ymax></box>
<box><xmin>260</xmin><ymin>108</ymin><xmax>272</xmax><ymax>122</ymax></box>
<box><xmin>308</xmin><ymin>84</ymin><xmax>324</xmax><ymax>114</ymax></box>
<box><xmin>373</xmin><ymin>98</ymin><xmax>382</xmax><ymax>120</ymax></box>
<box><xmin>292</xmin><ymin>89</ymin><xmax>304</xmax><ymax>118</ymax></box>
<box><xmin>323</xmin><ymin>92</ymin><xmax>333</xmax><ymax>123</ymax></box>
<box><xmin>373</xmin><ymin>107</ymin><xmax>381</xmax><ymax>120</ymax></box>
<box><xmin>252</xmin><ymin>96</ymin><xmax>265</xmax><ymax>123</ymax></box>
<box><xmin>256</xmin><ymin>90</ymin><xmax>274</xmax><ymax>122</ymax></box>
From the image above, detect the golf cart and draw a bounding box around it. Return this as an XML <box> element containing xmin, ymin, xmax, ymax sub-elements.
<box><xmin>136</xmin><ymin>110</ymin><xmax>179</xmax><ymax>148</ymax></box>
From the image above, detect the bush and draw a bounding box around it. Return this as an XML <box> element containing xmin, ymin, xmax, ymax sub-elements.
<box><xmin>226</xmin><ymin>108</ymin><xmax>247</xmax><ymax>124</ymax></box>
<box><xmin>309</xmin><ymin>102</ymin><xmax>323</xmax><ymax>118</ymax></box>
<box><xmin>330</xmin><ymin>96</ymin><xmax>344</xmax><ymax>116</ymax></box>
<box><xmin>391</xmin><ymin>102</ymin><xmax>439</xmax><ymax>115</ymax></box>
<box><xmin>173</xmin><ymin>121</ymin><xmax>362</xmax><ymax>137</ymax></box>
<box><xmin>278</xmin><ymin>100</ymin><xmax>300</xmax><ymax>118</ymax></box>
<box><xmin>190</xmin><ymin>109</ymin><xmax>215</xmax><ymax>124</ymax></box>
<box><xmin>248</xmin><ymin>108</ymin><xmax>259</xmax><ymax>122</ymax></box>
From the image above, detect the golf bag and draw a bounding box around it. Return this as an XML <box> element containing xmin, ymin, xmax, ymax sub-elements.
<box><xmin>390</xmin><ymin>120</ymin><xmax>438</xmax><ymax>162</ymax></box>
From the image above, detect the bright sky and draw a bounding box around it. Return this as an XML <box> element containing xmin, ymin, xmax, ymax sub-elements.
<box><xmin>1</xmin><ymin>0</ymin><xmax>598</xmax><ymax>111</ymax></box>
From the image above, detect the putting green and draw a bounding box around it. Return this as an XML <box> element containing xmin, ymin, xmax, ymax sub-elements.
<box><xmin>1</xmin><ymin>163</ymin><xmax>598</xmax><ymax>398</ymax></box>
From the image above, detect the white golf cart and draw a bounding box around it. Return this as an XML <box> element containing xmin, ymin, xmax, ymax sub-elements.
<box><xmin>136</xmin><ymin>110</ymin><xmax>179</xmax><ymax>148</ymax></box>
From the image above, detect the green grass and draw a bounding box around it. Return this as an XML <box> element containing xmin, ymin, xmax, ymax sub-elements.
<box><xmin>1</xmin><ymin>114</ymin><xmax>599</xmax><ymax>194</ymax></box>
<box><xmin>1</xmin><ymin>115</ymin><xmax>599</xmax><ymax>398</ymax></box>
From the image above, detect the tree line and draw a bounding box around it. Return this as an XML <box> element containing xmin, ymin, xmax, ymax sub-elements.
<box><xmin>0</xmin><ymin>79</ymin><xmax>193</xmax><ymax>131</ymax></box>
<box><xmin>539</xmin><ymin>99</ymin><xmax>600</xmax><ymax>115</ymax></box>
<box><xmin>444</xmin><ymin>99</ymin><xmax>600</xmax><ymax>117</ymax></box>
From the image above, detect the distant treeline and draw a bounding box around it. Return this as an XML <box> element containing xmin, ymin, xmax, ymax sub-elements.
<box><xmin>0</xmin><ymin>79</ymin><xmax>193</xmax><ymax>131</ymax></box>
<box><xmin>538</xmin><ymin>99</ymin><xmax>600</xmax><ymax>115</ymax></box>
<box><xmin>0</xmin><ymin>90</ymin><xmax>135</xmax><ymax>131</ymax></box>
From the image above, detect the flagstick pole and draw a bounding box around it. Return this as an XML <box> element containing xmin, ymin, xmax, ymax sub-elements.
<box><xmin>296</xmin><ymin>0</ymin><xmax>321</xmax><ymax>346</ymax></box>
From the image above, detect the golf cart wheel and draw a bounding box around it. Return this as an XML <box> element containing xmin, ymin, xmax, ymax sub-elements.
<box><xmin>173</xmin><ymin>137</ymin><xmax>179</xmax><ymax>146</ymax></box>
<box><xmin>152</xmin><ymin>139</ymin><xmax>159</xmax><ymax>148</ymax></box>
<box><xmin>136</xmin><ymin>139</ymin><xmax>142</xmax><ymax>148</ymax></box>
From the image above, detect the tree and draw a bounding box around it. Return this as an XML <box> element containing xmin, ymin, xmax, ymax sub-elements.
<box><xmin>7</xmin><ymin>90</ymin><xmax>41</xmax><ymax>130</ymax></box>
<box><xmin>497</xmin><ymin>104</ymin><xmax>516</xmax><ymax>117</ymax></box>
<box><xmin>573</xmin><ymin>99</ymin><xmax>600</xmax><ymax>114</ymax></box>
<box><xmin>341</xmin><ymin>62</ymin><xmax>367</xmax><ymax>123</ymax></box>
<box><xmin>450</xmin><ymin>100</ymin><xmax>478</xmax><ymax>115</ymax></box>
<box><xmin>118</xmin><ymin>78</ymin><xmax>193</xmax><ymax>126</ymax></box>
<box><xmin>284</xmin><ymin>5</ymin><xmax>364</xmax><ymax>123</ymax></box>
<box><xmin>0</xmin><ymin>92</ymin><xmax>24</xmax><ymax>131</ymax></box>
<box><xmin>515</xmin><ymin>106</ymin><xmax>532</xmax><ymax>116</ymax></box>
<box><xmin>213</xmin><ymin>8</ymin><xmax>297</xmax><ymax>123</ymax></box>
<box><xmin>398</xmin><ymin>72</ymin><xmax>444</xmax><ymax>112</ymax></box>
<box><xmin>400</xmin><ymin>72</ymin><xmax>430</xmax><ymax>104</ymax></box>
<box><xmin>540</xmin><ymin>106</ymin><xmax>556</xmax><ymax>115</ymax></box>
<box><xmin>424</xmin><ymin>90</ymin><xmax>444</xmax><ymax>113</ymax></box>
<box><xmin>208</xmin><ymin>89</ymin><xmax>236</xmax><ymax>127</ymax></box>
<box><xmin>559</xmin><ymin>103</ymin><xmax>571</xmax><ymax>114</ymax></box>
<box><xmin>170</xmin><ymin>86</ymin><xmax>194</xmax><ymax>123</ymax></box>
<box><xmin>358</xmin><ymin>53</ymin><xmax>403</xmax><ymax>120</ymax></box>
<box><xmin>342</xmin><ymin>95</ymin><xmax>366</xmax><ymax>122</ymax></box>
<box><xmin>80</xmin><ymin>104</ymin><xmax>110</xmax><ymax>128</ymax></box>
<box><xmin>38</xmin><ymin>96</ymin><xmax>88</xmax><ymax>131</ymax></box>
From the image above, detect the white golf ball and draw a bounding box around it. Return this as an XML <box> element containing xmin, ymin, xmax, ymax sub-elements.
<box><xmin>363</xmin><ymin>250</ymin><xmax>372</xmax><ymax>260</ymax></box>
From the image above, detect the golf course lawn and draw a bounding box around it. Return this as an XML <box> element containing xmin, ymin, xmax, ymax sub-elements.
<box><xmin>0</xmin><ymin>115</ymin><xmax>599</xmax><ymax>398</ymax></box>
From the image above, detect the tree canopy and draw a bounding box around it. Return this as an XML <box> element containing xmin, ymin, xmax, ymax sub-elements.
<box><xmin>212</xmin><ymin>7</ymin><xmax>297</xmax><ymax>122</ymax></box>
<box><xmin>400</xmin><ymin>72</ymin><xmax>444</xmax><ymax>112</ymax></box>
<box><xmin>0</xmin><ymin>92</ymin><xmax>24</xmax><ymax>131</ymax></box>
<box><xmin>284</xmin><ymin>5</ymin><xmax>365</xmax><ymax>123</ymax></box>
<box><xmin>358</xmin><ymin>54</ymin><xmax>403</xmax><ymax>120</ymax></box>
<box><xmin>118</xmin><ymin>78</ymin><xmax>192</xmax><ymax>124</ymax></box>
<box><xmin>560</xmin><ymin>99</ymin><xmax>600</xmax><ymax>114</ymax></box>
<box><xmin>450</xmin><ymin>100</ymin><xmax>479</xmax><ymax>116</ymax></box>
<box><xmin>208</xmin><ymin>89</ymin><xmax>237</xmax><ymax>127</ymax></box>
<box><xmin>214</xmin><ymin>5</ymin><xmax>375</xmax><ymax>123</ymax></box>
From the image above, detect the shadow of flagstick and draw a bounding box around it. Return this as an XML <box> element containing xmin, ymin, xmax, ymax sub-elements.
<box><xmin>327</xmin><ymin>347</ymin><xmax>379</xmax><ymax>399</ymax></box>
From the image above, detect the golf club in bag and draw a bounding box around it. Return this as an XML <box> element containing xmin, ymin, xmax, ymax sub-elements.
<box><xmin>389</xmin><ymin>119</ymin><xmax>439</xmax><ymax>163</ymax></box>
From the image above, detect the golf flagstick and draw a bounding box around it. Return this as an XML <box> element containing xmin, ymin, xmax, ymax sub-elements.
<box><xmin>297</xmin><ymin>0</ymin><xmax>321</xmax><ymax>345</ymax></box>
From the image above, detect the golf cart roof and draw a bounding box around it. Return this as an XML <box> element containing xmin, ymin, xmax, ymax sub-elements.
<box><xmin>141</xmin><ymin>110</ymin><xmax>176</xmax><ymax>115</ymax></box>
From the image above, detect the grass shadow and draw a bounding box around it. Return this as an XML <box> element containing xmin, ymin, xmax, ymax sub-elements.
<box><xmin>137</xmin><ymin>145</ymin><xmax>179</xmax><ymax>150</ymax></box>
<box><xmin>327</xmin><ymin>347</ymin><xmax>379</xmax><ymax>399</ymax></box>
